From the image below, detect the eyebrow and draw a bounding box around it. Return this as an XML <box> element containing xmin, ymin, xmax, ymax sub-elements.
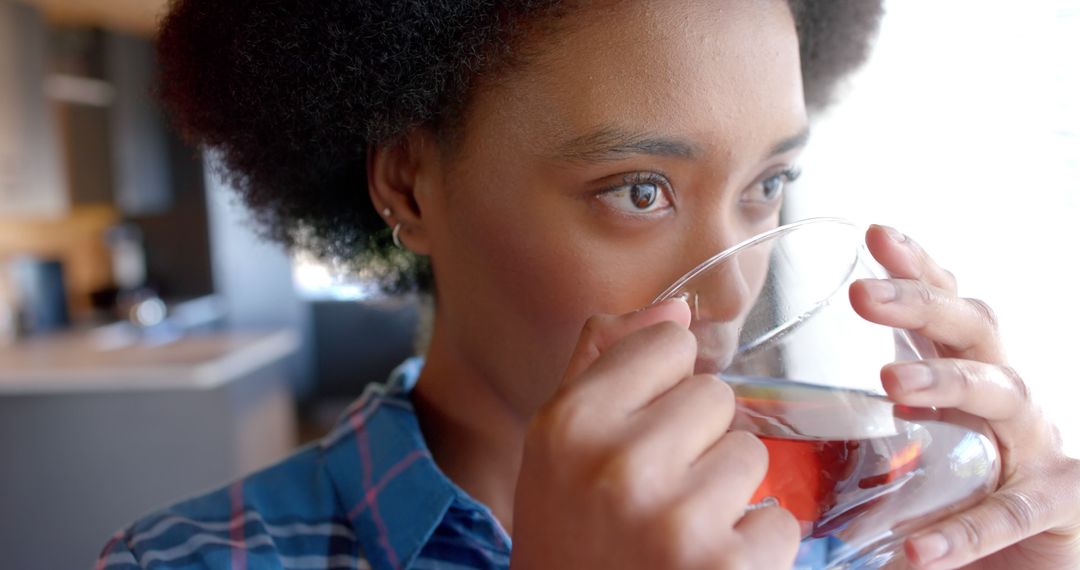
<box><xmin>554</xmin><ymin>124</ymin><xmax>811</xmax><ymax>164</ymax></box>
<box><xmin>766</xmin><ymin>126</ymin><xmax>811</xmax><ymax>160</ymax></box>
<box><xmin>554</xmin><ymin>126</ymin><xmax>701</xmax><ymax>163</ymax></box>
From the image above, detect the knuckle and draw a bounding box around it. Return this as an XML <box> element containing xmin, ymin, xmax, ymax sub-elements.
<box><xmin>953</xmin><ymin>511</ymin><xmax>984</xmax><ymax>556</ymax></box>
<box><xmin>993</xmin><ymin>489</ymin><xmax>1040</xmax><ymax>537</ymax></box>
<box><xmin>946</xmin><ymin>490</ymin><xmax>1045</xmax><ymax>559</ymax></box>
<box><xmin>966</xmin><ymin>297</ymin><xmax>1000</xmax><ymax>331</ymax></box>
<box><xmin>655</xmin><ymin>320</ymin><xmax>698</xmax><ymax>349</ymax></box>
<box><xmin>942</xmin><ymin>268</ymin><xmax>959</xmax><ymax>290</ymax></box>
<box><xmin>691</xmin><ymin>374</ymin><xmax>735</xmax><ymax>408</ymax></box>
<box><xmin>999</xmin><ymin>365</ymin><xmax>1032</xmax><ymax>406</ymax></box>
<box><xmin>908</xmin><ymin>241</ymin><xmax>930</xmax><ymax>274</ymax></box>
<box><xmin>728</xmin><ymin>430</ymin><xmax>768</xmax><ymax>461</ymax></box>
<box><xmin>642</xmin><ymin>321</ymin><xmax>698</xmax><ymax>365</ymax></box>
<box><xmin>579</xmin><ymin>314</ymin><xmax>615</xmax><ymax>343</ymax></box>
<box><xmin>528</xmin><ymin>397</ymin><xmax>589</xmax><ymax>457</ymax></box>
<box><xmin>951</xmin><ymin>360</ymin><xmax>978</xmax><ymax>393</ymax></box>
<box><xmin>593</xmin><ymin>447</ymin><xmax>658</xmax><ymax>514</ymax></box>
<box><xmin>725</xmin><ymin>430</ymin><xmax>769</xmax><ymax>477</ymax></box>
<box><xmin>911</xmin><ymin>280</ymin><xmax>938</xmax><ymax>306</ymax></box>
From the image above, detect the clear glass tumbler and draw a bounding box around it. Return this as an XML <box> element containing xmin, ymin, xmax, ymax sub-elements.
<box><xmin>652</xmin><ymin>217</ymin><xmax>1000</xmax><ymax>568</ymax></box>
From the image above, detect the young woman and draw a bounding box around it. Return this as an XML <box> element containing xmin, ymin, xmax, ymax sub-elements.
<box><xmin>98</xmin><ymin>1</ymin><xmax>1080</xmax><ymax>569</ymax></box>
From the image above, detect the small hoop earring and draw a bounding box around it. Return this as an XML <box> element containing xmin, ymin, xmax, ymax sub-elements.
<box><xmin>392</xmin><ymin>223</ymin><xmax>404</xmax><ymax>249</ymax></box>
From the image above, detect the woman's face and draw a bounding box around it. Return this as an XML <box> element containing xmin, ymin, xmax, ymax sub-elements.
<box><xmin>418</xmin><ymin>0</ymin><xmax>807</xmax><ymax>413</ymax></box>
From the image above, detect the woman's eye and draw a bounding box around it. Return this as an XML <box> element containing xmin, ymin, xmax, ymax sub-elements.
<box><xmin>598</xmin><ymin>175</ymin><xmax>673</xmax><ymax>214</ymax></box>
<box><xmin>743</xmin><ymin>167</ymin><xmax>801</xmax><ymax>204</ymax></box>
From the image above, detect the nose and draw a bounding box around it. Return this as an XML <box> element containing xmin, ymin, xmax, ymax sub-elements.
<box><xmin>682</xmin><ymin>228</ymin><xmax>772</xmax><ymax>375</ymax></box>
<box><xmin>679</xmin><ymin>221</ymin><xmax>766</xmax><ymax>323</ymax></box>
<box><xmin>684</xmin><ymin>254</ymin><xmax>759</xmax><ymax>374</ymax></box>
<box><xmin>686</xmin><ymin>252</ymin><xmax>758</xmax><ymax>323</ymax></box>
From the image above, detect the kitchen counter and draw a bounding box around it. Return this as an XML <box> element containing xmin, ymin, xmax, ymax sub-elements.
<box><xmin>0</xmin><ymin>328</ymin><xmax>301</xmax><ymax>569</ymax></box>
<box><xmin>0</xmin><ymin>327</ymin><xmax>299</xmax><ymax>392</ymax></box>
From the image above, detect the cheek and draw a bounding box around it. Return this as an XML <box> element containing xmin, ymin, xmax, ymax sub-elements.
<box><xmin>435</xmin><ymin>176</ymin><xmax>675</xmax><ymax>369</ymax></box>
<box><xmin>447</xmin><ymin>190</ymin><xmax>610</xmax><ymax>329</ymax></box>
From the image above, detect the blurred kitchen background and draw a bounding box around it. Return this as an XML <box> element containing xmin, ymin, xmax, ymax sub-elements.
<box><xmin>0</xmin><ymin>0</ymin><xmax>1076</xmax><ymax>568</ymax></box>
<box><xmin>0</xmin><ymin>0</ymin><xmax>420</xmax><ymax>567</ymax></box>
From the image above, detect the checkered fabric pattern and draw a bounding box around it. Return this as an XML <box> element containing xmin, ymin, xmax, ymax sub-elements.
<box><xmin>96</xmin><ymin>357</ymin><xmax>828</xmax><ymax>569</ymax></box>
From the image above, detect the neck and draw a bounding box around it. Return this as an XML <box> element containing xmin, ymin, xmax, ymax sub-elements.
<box><xmin>411</xmin><ymin>319</ymin><xmax>529</xmax><ymax>536</ymax></box>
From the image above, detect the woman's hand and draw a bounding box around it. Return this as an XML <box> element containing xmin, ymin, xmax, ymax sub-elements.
<box><xmin>510</xmin><ymin>298</ymin><xmax>800</xmax><ymax>570</ymax></box>
<box><xmin>850</xmin><ymin>224</ymin><xmax>1080</xmax><ymax>570</ymax></box>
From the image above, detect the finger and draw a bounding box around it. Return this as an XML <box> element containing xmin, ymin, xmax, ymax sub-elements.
<box><xmin>905</xmin><ymin>486</ymin><xmax>1059</xmax><ymax>569</ymax></box>
<box><xmin>866</xmin><ymin>225</ymin><xmax>958</xmax><ymax>294</ymax></box>
<box><xmin>735</xmin><ymin>505</ymin><xmax>801</xmax><ymax>569</ymax></box>
<box><xmin>882</xmin><ymin>359</ymin><xmax>1032</xmax><ymax>423</ymax></box>
<box><xmin>683</xmin><ymin>430</ymin><xmax>770</xmax><ymax>525</ymax></box>
<box><xmin>629</xmin><ymin>374</ymin><xmax>736</xmax><ymax>470</ymax></box>
<box><xmin>850</xmin><ymin>278</ymin><xmax>1005</xmax><ymax>363</ymax></box>
<box><xmin>562</xmin><ymin>297</ymin><xmax>691</xmax><ymax>382</ymax></box>
<box><xmin>569</xmin><ymin>316</ymin><xmax>697</xmax><ymax>417</ymax></box>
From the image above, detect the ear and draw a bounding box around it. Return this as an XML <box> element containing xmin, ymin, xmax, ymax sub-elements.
<box><xmin>367</xmin><ymin>127</ymin><xmax>441</xmax><ymax>254</ymax></box>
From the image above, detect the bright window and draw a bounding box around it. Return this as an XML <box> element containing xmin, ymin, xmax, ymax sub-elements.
<box><xmin>789</xmin><ymin>1</ymin><xmax>1080</xmax><ymax>452</ymax></box>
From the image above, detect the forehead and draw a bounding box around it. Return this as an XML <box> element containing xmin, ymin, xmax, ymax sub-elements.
<box><xmin>462</xmin><ymin>0</ymin><xmax>805</xmax><ymax>164</ymax></box>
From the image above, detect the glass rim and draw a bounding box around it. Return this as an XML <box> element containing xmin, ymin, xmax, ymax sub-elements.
<box><xmin>651</xmin><ymin>216</ymin><xmax>861</xmax><ymax>304</ymax></box>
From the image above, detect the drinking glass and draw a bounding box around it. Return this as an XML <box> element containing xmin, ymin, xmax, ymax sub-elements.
<box><xmin>652</xmin><ymin>217</ymin><xmax>1000</xmax><ymax>568</ymax></box>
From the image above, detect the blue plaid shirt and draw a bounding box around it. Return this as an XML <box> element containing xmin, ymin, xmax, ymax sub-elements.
<box><xmin>97</xmin><ymin>357</ymin><xmax>828</xmax><ymax>569</ymax></box>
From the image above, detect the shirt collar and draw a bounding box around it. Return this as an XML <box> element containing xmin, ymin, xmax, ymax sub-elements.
<box><xmin>321</xmin><ymin>357</ymin><xmax>500</xmax><ymax>570</ymax></box>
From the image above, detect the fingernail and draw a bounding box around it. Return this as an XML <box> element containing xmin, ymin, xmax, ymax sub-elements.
<box><xmin>892</xmin><ymin>363</ymin><xmax>933</xmax><ymax>392</ymax></box>
<box><xmin>663</xmin><ymin>294</ymin><xmax>689</xmax><ymax>307</ymax></box>
<box><xmin>864</xmin><ymin>279</ymin><xmax>897</xmax><ymax>303</ymax></box>
<box><xmin>909</xmin><ymin>532</ymin><xmax>949</xmax><ymax>564</ymax></box>
<box><xmin>881</xmin><ymin>225</ymin><xmax>907</xmax><ymax>243</ymax></box>
<box><xmin>643</xmin><ymin>295</ymin><xmax>688</xmax><ymax>312</ymax></box>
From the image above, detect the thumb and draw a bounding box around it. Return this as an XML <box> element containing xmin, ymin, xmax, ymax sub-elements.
<box><xmin>905</xmin><ymin>487</ymin><xmax>1055</xmax><ymax>569</ymax></box>
<box><xmin>561</xmin><ymin>297</ymin><xmax>691</xmax><ymax>383</ymax></box>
